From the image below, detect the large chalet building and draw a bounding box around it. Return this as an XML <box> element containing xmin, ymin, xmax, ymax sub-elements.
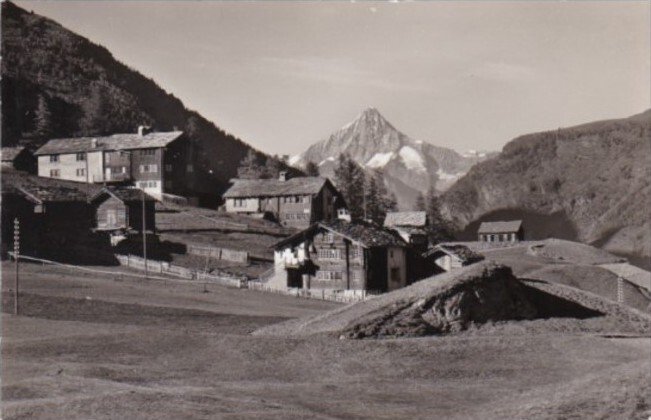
<box><xmin>34</xmin><ymin>127</ymin><xmax>193</xmax><ymax>199</ymax></box>
<box><xmin>269</xmin><ymin>220</ymin><xmax>408</xmax><ymax>295</ymax></box>
<box><xmin>222</xmin><ymin>172</ymin><xmax>346</xmax><ymax>228</ymax></box>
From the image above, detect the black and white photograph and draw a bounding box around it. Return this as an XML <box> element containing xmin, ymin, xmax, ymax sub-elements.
<box><xmin>1</xmin><ymin>1</ymin><xmax>650</xmax><ymax>418</ymax></box>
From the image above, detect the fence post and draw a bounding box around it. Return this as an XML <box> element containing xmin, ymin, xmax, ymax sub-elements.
<box><xmin>13</xmin><ymin>218</ymin><xmax>20</xmax><ymax>315</ymax></box>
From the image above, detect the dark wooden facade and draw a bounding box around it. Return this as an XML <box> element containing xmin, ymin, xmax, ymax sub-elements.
<box><xmin>91</xmin><ymin>189</ymin><xmax>156</xmax><ymax>233</ymax></box>
<box><xmin>274</xmin><ymin>222</ymin><xmax>408</xmax><ymax>292</ymax></box>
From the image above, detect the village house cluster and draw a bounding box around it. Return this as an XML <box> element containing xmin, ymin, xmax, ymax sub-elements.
<box><xmin>1</xmin><ymin>126</ymin><xmax>525</xmax><ymax>298</ymax></box>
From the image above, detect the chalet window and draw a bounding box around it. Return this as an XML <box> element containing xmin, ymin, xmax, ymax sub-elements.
<box><xmin>140</xmin><ymin>149</ymin><xmax>156</xmax><ymax>156</ymax></box>
<box><xmin>390</xmin><ymin>267</ymin><xmax>401</xmax><ymax>282</ymax></box>
<box><xmin>233</xmin><ymin>198</ymin><xmax>245</xmax><ymax>207</ymax></box>
<box><xmin>139</xmin><ymin>164</ymin><xmax>158</xmax><ymax>173</ymax></box>
<box><xmin>49</xmin><ymin>169</ymin><xmax>60</xmax><ymax>177</ymax></box>
<box><xmin>317</xmin><ymin>271</ymin><xmax>343</xmax><ymax>280</ymax></box>
<box><xmin>76</xmin><ymin>152</ymin><xmax>86</xmax><ymax>161</ymax></box>
<box><xmin>105</xmin><ymin>154</ymin><xmax>111</xmax><ymax>163</ymax></box>
<box><xmin>76</xmin><ymin>168</ymin><xmax>86</xmax><ymax>176</ymax></box>
<box><xmin>351</xmin><ymin>247</ymin><xmax>362</xmax><ymax>259</ymax></box>
<box><xmin>121</xmin><ymin>166</ymin><xmax>127</xmax><ymax>173</ymax></box>
<box><xmin>325</xmin><ymin>233</ymin><xmax>334</xmax><ymax>243</ymax></box>
<box><xmin>49</xmin><ymin>155</ymin><xmax>59</xmax><ymax>162</ymax></box>
<box><xmin>165</xmin><ymin>164</ymin><xmax>173</xmax><ymax>172</ymax></box>
<box><xmin>318</xmin><ymin>248</ymin><xmax>341</xmax><ymax>260</ymax></box>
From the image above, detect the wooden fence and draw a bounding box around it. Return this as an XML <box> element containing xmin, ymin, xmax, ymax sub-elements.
<box><xmin>186</xmin><ymin>244</ymin><xmax>249</xmax><ymax>263</ymax></box>
<box><xmin>116</xmin><ymin>254</ymin><xmax>247</xmax><ymax>288</ymax></box>
<box><xmin>247</xmin><ymin>280</ymin><xmax>378</xmax><ymax>303</ymax></box>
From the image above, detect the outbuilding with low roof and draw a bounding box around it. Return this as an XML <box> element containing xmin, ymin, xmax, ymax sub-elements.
<box><xmin>477</xmin><ymin>220</ymin><xmax>524</xmax><ymax>243</ymax></box>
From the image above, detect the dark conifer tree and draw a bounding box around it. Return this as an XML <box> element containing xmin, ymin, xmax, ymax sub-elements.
<box><xmin>34</xmin><ymin>94</ymin><xmax>53</xmax><ymax>139</ymax></box>
<box><xmin>305</xmin><ymin>161</ymin><xmax>320</xmax><ymax>176</ymax></box>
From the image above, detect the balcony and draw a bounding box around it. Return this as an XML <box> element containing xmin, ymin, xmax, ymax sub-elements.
<box><xmin>93</xmin><ymin>173</ymin><xmax>132</xmax><ymax>183</ymax></box>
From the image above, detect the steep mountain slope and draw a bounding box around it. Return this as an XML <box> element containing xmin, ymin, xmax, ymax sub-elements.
<box><xmin>1</xmin><ymin>2</ymin><xmax>291</xmax><ymax>204</ymax></box>
<box><xmin>441</xmin><ymin>110</ymin><xmax>651</xmax><ymax>265</ymax></box>
<box><xmin>291</xmin><ymin>107</ymin><xmax>492</xmax><ymax>208</ymax></box>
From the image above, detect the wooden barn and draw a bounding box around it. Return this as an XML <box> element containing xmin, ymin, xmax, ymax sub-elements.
<box><xmin>222</xmin><ymin>172</ymin><xmax>346</xmax><ymax>228</ymax></box>
<box><xmin>423</xmin><ymin>244</ymin><xmax>484</xmax><ymax>274</ymax></box>
<box><xmin>269</xmin><ymin>219</ymin><xmax>408</xmax><ymax>293</ymax></box>
<box><xmin>477</xmin><ymin>220</ymin><xmax>524</xmax><ymax>243</ymax></box>
<box><xmin>89</xmin><ymin>187</ymin><xmax>156</xmax><ymax>234</ymax></box>
<box><xmin>1</xmin><ymin>169</ymin><xmax>114</xmax><ymax>263</ymax></box>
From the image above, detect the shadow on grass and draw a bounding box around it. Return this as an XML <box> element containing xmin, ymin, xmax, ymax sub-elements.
<box><xmin>520</xmin><ymin>281</ymin><xmax>604</xmax><ymax>319</ymax></box>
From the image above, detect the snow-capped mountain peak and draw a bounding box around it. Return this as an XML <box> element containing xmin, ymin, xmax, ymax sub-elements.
<box><xmin>292</xmin><ymin>107</ymin><xmax>493</xmax><ymax>209</ymax></box>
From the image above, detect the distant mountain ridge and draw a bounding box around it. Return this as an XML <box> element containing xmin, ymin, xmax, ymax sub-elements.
<box><xmin>441</xmin><ymin>109</ymin><xmax>651</xmax><ymax>267</ymax></box>
<box><xmin>291</xmin><ymin>107</ymin><xmax>493</xmax><ymax>208</ymax></box>
<box><xmin>1</xmin><ymin>2</ymin><xmax>292</xmax><ymax>204</ymax></box>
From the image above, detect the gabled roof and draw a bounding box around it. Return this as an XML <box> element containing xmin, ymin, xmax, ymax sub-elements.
<box><xmin>223</xmin><ymin>176</ymin><xmax>332</xmax><ymax>198</ymax></box>
<box><xmin>1</xmin><ymin>168</ymin><xmax>99</xmax><ymax>203</ymax></box>
<box><xmin>478</xmin><ymin>220</ymin><xmax>523</xmax><ymax>234</ymax></box>
<box><xmin>274</xmin><ymin>219</ymin><xmax>407</xmax><ymax>250</ymax></box>
<box><xmin>1</xmin><ymin>146</ymin><xmax>28</xmax><ymax>162</ymax></box>
<box><xmin>34</xmin><ymin>131</ymin><xmax>183</xmax><ymax>155</ymax></box>
<box><xmin>423</xmin><ymin>243</ymin><xmax>485</xmax><ymax>265</ymax></box>
<box><xmin>384</xmin><ymin>211</ymin><xmax>427</xmax><ymax>227</ymax></box>
<box><xmin>90</xmin><ymin>187</ymin><xmax>157</xmax><ymax>204</ymax></box>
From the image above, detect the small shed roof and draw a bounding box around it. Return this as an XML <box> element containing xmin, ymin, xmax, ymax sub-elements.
<box><xmin>1</xmin><ymin>146</ymin><xmax>27</xmax><ymax>162</ymax></box>
<box><xmin>384</xmin><ymin>211</ymin><xmax>427</xmax><ymax>227</ymax></box>
<box><xmin>423</xmin><ymin>244</ymin><xmax>484</xmax><ymax>264</ymax></box>
<box><xmin>90</xmin><ymin>187</ymin><xmax>157</xmax><ymax>204</ymax></box>
<box><xmin>223</xmin><ymin>176</ymin><xmax>331</xmax><ymax>198</ymax></box>
<box><xmin>274</xmin><ymin>220</ymin><xmax>407</xmax><ymax>250</ymax></box>
<box><xmin>34</xmin><ymin>131</ymin><xmax>183</xmax><ymax>155</ymax></box>
<box><xmin>478</xmin><ymin>220</ymin><xmax>523</xmax><ymax>234</ymax></box>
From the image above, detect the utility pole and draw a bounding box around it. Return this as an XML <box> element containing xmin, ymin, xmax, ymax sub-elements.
<box><xmin>13</xmin><ymin>218</ymin><xmax>20</xmax><ymax>315</ymax></box>
<box><xmin>142</xmin><ymin>189</ymin><xmax>148</xmax><ymax>278</ymax></box>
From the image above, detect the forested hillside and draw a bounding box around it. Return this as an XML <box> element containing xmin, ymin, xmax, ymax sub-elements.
<box><xmin>442</xmin><ymin>110</ymin><xmax>651</xmax><ymax>266</ymax></box>
<box><xmin>1</xmin><ymin>2</ymin><xmax>291</xmax><ymax>204</ymax></box>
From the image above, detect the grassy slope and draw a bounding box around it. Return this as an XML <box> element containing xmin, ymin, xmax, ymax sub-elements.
<box><xmin>441</xmin><ymin>110</ymin><xmax>651</xmax><ymax>262</ymax></box>
<box><xmin>2</xmin><ymin>262</ymin><xmax>650</xmax><ymax>419</ymax></box>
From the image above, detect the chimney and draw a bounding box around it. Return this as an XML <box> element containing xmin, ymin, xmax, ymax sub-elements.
<box><xmin>137</xmin><ymin>125</ymin><xmax>151</xmax><ymax>137</ymax></box>
<box><xmin>279</xmin><ymin>171</ymin><xmax>288</xmax><ymax>182</ymax></box>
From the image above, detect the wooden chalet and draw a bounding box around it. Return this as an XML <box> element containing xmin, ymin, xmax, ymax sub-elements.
<box><xmin>34</xmin><ymin>127</ymin><xmax>193</xmax><ymax>199</ymax></box>
<box><xmin>223</xmin><ymin>172</ymin><xmax>346</xmax><ymax>228</ymax></box>
<box><xmin>270</xmin><ymin>220</ymin><xmax>408</xmax><ymax>293</ymax></box>
<box><xmin>477</xmin><ymin>220</ymin><xmax>524</xmax><ymax>243</ymax></box>
<box><xmin>89</xmin><ymin>187</ymin><xmax>156</xmax><ymax>234</ymax></box>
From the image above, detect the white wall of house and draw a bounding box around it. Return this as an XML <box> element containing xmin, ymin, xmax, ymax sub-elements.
<box><xmin>225</xmin><ymin>197</ymin><xmax>260</xmax><ymax>213</ymax></box>
<box><xmin>136</xmin><ymin>180</ymin><xmax>163</xmax><ymax>198</ymax></box>
<box><xmin>387</xmin><ymin>246</ymin><xmax>407</xmax><ymax>291</ymax></box>
<box><xmin>38</xmin><ymin>153</ymin><xmax>87</xmax><ymax>182</ymax></box>
<box><xmin>38</xmin><ymin>151</ymin><xmax>104</xmax><ymax>183</ymax></box>
<box><xmin>88</xmin><ymin>151</ymin><xmax>104</xmax><ymax>182</ymax></box>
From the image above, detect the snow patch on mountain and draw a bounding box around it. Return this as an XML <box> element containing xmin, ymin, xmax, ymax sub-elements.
<box><xmin>288</xmin><ymin>155</ymin><xmax>301</xmax><ymax>166</ymax></box>
<box><xmin>437</xmin><ymin>168</ymin><xmax>463</xmax><ymax>181</ymax></box>
<box><xmin>399</xmin><ymin>146</ymin><xmax>426</xmax><ymax>171</ymax></box>
<box><xmin>318</xmin><ymin>156</ymin><xmax>335</xmax><ymax>166</ymax></box>
<box><xmin>366</xmin><ymin>152</ymin><xmax>395</xmax><ymax>168</ymax></box>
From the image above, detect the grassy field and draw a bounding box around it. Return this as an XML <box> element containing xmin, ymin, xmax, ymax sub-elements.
<box><xmin>2</xmin><ymin>261</ymin><xmax>650</xmax><ymax>419</ymax></box>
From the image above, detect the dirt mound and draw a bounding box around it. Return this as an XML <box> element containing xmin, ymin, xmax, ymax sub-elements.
<box><xmin>257</xmin><ymin>262</ymin><xmax>542</xmax><ymax>339</ymax></box>
<box><xmin>527</xmin><ymin>239</ymin><xmax>624</xmax><ymax>265</ymax></box>
<box><xmin>343</xmin><ymin>263</ymin><xmax>537</xmax><ymax>338</ymax></box>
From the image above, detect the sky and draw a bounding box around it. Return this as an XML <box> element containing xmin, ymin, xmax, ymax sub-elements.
<box><xmin>16</xmin><ymin>1</ymin><xmax>651</xmax><ymax>156</ymax></box>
